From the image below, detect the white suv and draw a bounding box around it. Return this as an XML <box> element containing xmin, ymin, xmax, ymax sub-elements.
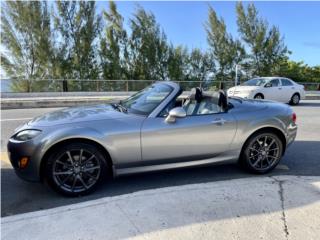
<box><xmin>227</xmin><ymin>77</ymin><xmax>305</xmax><ymax>105</ymax></box>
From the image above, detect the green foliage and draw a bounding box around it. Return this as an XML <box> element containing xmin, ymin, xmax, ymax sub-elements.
<box><xmin>275</xmin><ymin>60</ymin><xmax>320</xmax><ymax>83</ymax></box>
<box><xmin>236</xmin><ymin>2</ymin><xmax>288</xmax><ymax>76</ymax></box>
<box><xmin>167</xmin><ymin>45</ymin><xmax>189</xmax><ymax>81</ymax></box>
<box><xmin>128</xmin><ymin>6</ymin><xmax>169</xmax><ymax>82</ymax></box>
<box><xmin>1</xmin><ymin>1</ymin><xmax>52</xmax><ymax>92</ymax></box>
<box><xmin>100</xmin><ymin>1</ymin><xmax>127</xmax><ymax>80</ymax></box>
<box><xmin>53</xmin><ymin>1</ymin><xmax>101</xmax><ymax>90</ymax></box>
<box><xmin>187</xmin><ymin>48</ymin><xmax>214</xmax><ymax>82</ymax></box>
<box><xmin>206</xmin><ymin>6</ymin><xmax>245</xmax><ymax>81</ymax></box>
<box><xmin>99</xmin><ymin>1</ymin><xmax>128</xmax><ymax>90</ymax></box>
<box><xmin>1</xmin><ymin>1</ymin><xmax>319</xmax><ymax>92</ymax></box>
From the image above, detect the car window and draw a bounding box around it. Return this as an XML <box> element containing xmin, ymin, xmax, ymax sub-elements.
<box><xmin>242</xmin><ymin>78</ymin><xmax>267</xmax><ymax>86</ymax></box>
<box><xmin>183</xmin><ymin>96</ymin><xmax>222</xmax><ymax>116</ymax></box>
<box><xmin>159</xmin><ymin>98</ymin><xmax>183</xmax><ymax>117</ymax></box>
<box><xmin>269</xmin><ymin>79</ymin><xmax>280</xmax><ymax>87</ymax></box>
<box><xmin>281</xmin><ymin>79</ymin><xmax>293</xmax><ymax>86</ymax></box>
<box><xmin>121</xmin><ymin>84</ymin><xmax>173</xmax><ymax>116</ymax></box>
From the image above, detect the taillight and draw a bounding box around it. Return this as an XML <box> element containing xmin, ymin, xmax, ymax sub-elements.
<box><xmin>292</xmin><ymin>112</ymin><xmax>297</xmax><ymax>123</ymax></box>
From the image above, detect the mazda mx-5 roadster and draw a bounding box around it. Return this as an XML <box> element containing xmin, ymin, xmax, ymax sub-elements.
<box><xmin>8</xmin><ymin>82</ymin><xmax>297</xmax><ymax>196</ymax></box>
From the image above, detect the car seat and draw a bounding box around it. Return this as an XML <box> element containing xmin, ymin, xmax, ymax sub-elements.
<box><xmin>183</xmin><ymin>87</ymin><xmax>203</xmax><ymax>115</ymax></box>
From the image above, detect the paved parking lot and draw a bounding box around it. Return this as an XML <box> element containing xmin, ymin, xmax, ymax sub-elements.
<box><xmin>1</xmin><ymin>100</ymin><xmax>320</xmax><ymax>217</ymax></box>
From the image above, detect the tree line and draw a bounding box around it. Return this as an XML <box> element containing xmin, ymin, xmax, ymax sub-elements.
<box><xmin>1</xmin><ymin>1</ymin><xmax>319</xmax><ymax>92</ymax></box>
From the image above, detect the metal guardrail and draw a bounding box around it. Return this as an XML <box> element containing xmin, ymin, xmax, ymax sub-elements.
<box><xmin>1</xmin><ymin>79</ymin><xmax>319</xmax><ymax>92</ymax></box>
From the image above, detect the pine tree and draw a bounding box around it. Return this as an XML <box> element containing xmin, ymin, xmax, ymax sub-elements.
<box><xmin>1</xmin><ymin>1</ymin><xmax>52</xmax><ymax>92</ymax></box>
<box><xmin>100</xmin><ymin>1</ymin><xmax>128</xmax><ymax>80</ymax></box>
<box><xmin>205</xmin><ymin>6</ymin><xmax>245</xmax><ymax>82</ymax></box>
<box><xmin>187</xmin><ymin>48</ymin><xmax>215</xmax><ymax>84</ymax></box>
<box><xmin>99</xmin><ymin>1</ymin><xmax>128</xmax><ymax>91</ymax></box>
<box><xmin>236</xmin><ymin>2</ymin><xmax>288</xmax><ymax>76</ymax></box>
<box><xmin>53</xmin><ymin>1</ymin><xmax>101</xmax><ymax>91</ymax></box>
<box><xmin>167</xmin><ymin>45</ymin><xmax>189</xmax><ymax>82</ymax></box>
<box><xmin>128</xmin><ymin>6</ymin><xmax>169</xmax><ymax>84</ymax></box>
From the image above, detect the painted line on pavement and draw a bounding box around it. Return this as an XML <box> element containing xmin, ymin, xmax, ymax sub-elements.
<box><xmin>1</xmin><ymin>152</ymin><xmax>11</xmax><ymax>166</ymax></box>
<box><xmin>0</xmin><ymin>118</ymin><xmax>32</xmax><ymax>122</ymax></box>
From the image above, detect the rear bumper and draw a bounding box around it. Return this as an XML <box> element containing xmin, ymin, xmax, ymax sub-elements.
<box><xmin>286</xmin><ymin>123</ymin><xmax>297</xmax><ymax>148</ymax></box>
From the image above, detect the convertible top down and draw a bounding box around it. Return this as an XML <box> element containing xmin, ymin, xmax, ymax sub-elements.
<box><xmin>8</xmin><ymin>82</ymin><xmax>297</xmax><ymax>196</ymax></box>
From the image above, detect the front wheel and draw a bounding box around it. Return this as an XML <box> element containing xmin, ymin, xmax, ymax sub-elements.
<box><xmin>240</xmin><ymin>132</ymin><xmax>283</xmax><ymax>174</ymax></box>
<box><xmin>45</xmin><ymin>143</ymin><xmax>108</xmax><ymax>196</ymax></box>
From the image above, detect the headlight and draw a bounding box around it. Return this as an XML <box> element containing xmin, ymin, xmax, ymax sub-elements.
<box><xmin>13</xmin><ymin>129</ymin><xmax>42</xmax><ymax>141</ymax></box>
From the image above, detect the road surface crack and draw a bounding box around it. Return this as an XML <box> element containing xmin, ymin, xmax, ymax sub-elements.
<box><xmin>271</xmin><ymin>177</ymin><xmax>289</xmax><ymax>240</ymax></box>
<box><xmin>115</xmin><ymin>203</ymin><xmax>146</xmax><ymax>239</ymax></box>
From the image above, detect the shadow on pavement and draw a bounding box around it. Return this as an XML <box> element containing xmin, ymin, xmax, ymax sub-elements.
<box><xmin>2</xmin><ymin>175</ymin><xmax>319</xmax><ymax>240</ymax></box>
<box><xmin>295</xmin><ymin>101</ymin><xmax>320</xmax><ymax>107</ymax></box>
<box><xmin>1</xmin><ymin>140</ymin><xmax>319</xmax><ymax>217</ymax></box>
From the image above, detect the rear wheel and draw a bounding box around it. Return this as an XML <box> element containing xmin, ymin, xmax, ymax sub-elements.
<box><xmin>45</xmin><ymin>143</ymin><xmax>108</xmax><ymax>196</ymax></box>
<box><xmin>240</xmin><ymin>132</ymin><xmax>283</xmax><ymax>174</ymax></box>
<box><xmin>290</xmin><ymin>93</ymin><xmax>300</xmax><ymax>105</ymax></box>
<box><xmin>254</xmin><ymin>93</ymin><xmax>264</xmax><ymax>100</ymax></box>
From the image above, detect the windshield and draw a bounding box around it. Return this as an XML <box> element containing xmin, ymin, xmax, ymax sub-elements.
<box><xmin>242</xmin><ymin>78</ymin><xmax>267</xmax><ymax>86</ymax></box>
<box><xmin>121</xmin><ymin>83</ymin><xmax>173</xmax><ymax>116</ymax></box>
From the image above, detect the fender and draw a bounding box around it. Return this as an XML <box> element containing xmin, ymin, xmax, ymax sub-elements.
<box><xmin>34</xmin><ymin>126</ymin><xmax>109</xmax><ymax>175</ymax></box>
<box><xmin>230</xmin><ymin>113</ymin><xmax>287</xmax><ymax>152</ymax></box>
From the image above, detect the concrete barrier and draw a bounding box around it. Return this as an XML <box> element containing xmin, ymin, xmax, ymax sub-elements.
<box><xmin>1</xmin><ymin>91</ymin><xmax>320</xmax><ymax>109</ymax></box>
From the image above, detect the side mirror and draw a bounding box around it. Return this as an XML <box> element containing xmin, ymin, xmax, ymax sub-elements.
<box><xmin>165</xmin><ymin>107</ymin><xmax>186</xmax><ymax>123</ymax></box>
<box><xmin>265</xmin><ymin>83</ymin><xmax>272</xmax><ymax>88</ymax></box>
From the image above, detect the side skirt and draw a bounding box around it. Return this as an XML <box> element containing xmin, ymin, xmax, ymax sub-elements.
<box><xmin>113</xmin><ymin>150</ymin><xmax>240</xmax><ymax>177</ymax></box>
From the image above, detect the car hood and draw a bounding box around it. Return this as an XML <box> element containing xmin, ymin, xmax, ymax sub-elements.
<box><xmin>27</xmin><ymin>104</ymin><xmax>130</xmax><ymax>127</ymax></box>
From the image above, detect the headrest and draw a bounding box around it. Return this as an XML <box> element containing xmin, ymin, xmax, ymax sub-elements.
<box><xmin>188</xmin><ymin>87</ymin><xmax>203</xmax><ymax>103</ymax></box>
<box><xmin>218</xmin><ymin>90</ymin><xmax>228</xmax><ymax>110</ymax></box>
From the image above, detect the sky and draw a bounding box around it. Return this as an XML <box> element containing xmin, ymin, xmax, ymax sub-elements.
<box><xmin>96</xmin><ymin>1</ymin><xmax>320</xmax><ymax>66</ymax></box>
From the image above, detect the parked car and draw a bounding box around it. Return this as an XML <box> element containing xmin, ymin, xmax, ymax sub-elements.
<box><xmin>8</xmin><ymin>82</ymin><xmax>297</xmax><ymax>196</ymax></box>
<box><xmin>227</xmin><ymin>77</ymin><xmax>305</xmax><ymax>105</ymax></box>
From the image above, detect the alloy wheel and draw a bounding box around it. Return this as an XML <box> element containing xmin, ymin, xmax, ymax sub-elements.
<box><xmin>248</xmin><ymin>135</ymin><xmax>281</xmax><ymax>171</ymax></box>
<box><xmin>52</xmin><ymin>149</ymin><xmax>101</xmax><ymax>193</ymax></box>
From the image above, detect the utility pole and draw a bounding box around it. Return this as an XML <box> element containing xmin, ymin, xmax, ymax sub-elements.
<box><xmin>235</xmin><ymin>64</ymin><xmax>241</xmax><ymax>86</ymax></box>
<box><xmin>235</xmin><ymin>64</ymin><xmax>238</xmax><ymax>86</ymax></box>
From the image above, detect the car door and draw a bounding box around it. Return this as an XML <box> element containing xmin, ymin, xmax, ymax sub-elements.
<box><xmin>140</xmin><ymin>109</ymin><xmax>237</xmax><ymax>166</ymax></box>
<box><xmin>281</xmin><ymin>78</ymin><xmax>295</xmax><ymax>102</ymax></box>
<box><xmin>262</xmin><ymin>79</ymin><xmax>284</xmax><ymax>102</ymax></box>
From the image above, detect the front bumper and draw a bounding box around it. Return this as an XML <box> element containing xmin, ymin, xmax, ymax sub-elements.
<box><xmin>7</xmin><ymin>139</ymin><xmax>42</xmax><ymax>182</ymax></box>
<box><xmin>228</xmin><ymin>91</ymin><xmax>254</xmax><ymax>99</ymax></box>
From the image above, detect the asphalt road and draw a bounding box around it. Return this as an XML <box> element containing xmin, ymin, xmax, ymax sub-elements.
<box><xmin>1</xmin><ymin>101</ymin><xmax>320</xmax><ymax>217</ymax></box>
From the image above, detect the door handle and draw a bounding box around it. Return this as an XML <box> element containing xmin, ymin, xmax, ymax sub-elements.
<box><xmin>278</xmin><ymin>88</ymin><xmax>282</xmax><ymax>90</ymax></box>
<box><xmin>211</xmin><ymin>118</ymin><xmax>227</xmax><ymax>125</ymax></box>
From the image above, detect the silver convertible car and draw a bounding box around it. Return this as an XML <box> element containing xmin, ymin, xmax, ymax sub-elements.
<box><xmin>8</xmin><ymin>82</ymin><xmax>297</xmax><ymax>196</ymax></box>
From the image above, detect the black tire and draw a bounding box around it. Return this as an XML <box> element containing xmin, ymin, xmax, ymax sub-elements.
<box><xmin>290</xmin><ymin>93</ymin><xmax>300</xmax><ymax>105</ymax></box>
<box><xmin>240</xmin><ymin>131</ymin><xmax>283</xmax><ymax>174</ymax></box>
<box><xmin>45</xmin><ymin>143</ymin><xmax>108</xmax><ymax>196</ymax></box>
<box><xmin>254</xmin><ymin>93</ymin><xmax>264</xmax><ymax>100</ymax></box>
